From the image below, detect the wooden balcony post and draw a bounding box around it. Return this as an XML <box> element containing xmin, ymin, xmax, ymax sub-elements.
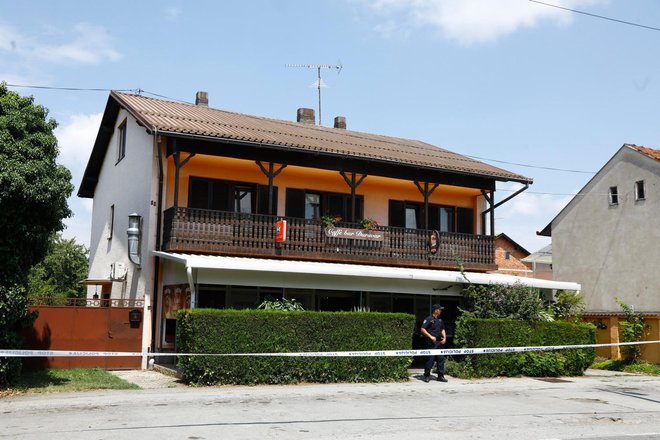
<box><xmin>257</xmin><ymin>161</ymin><xmax>287</xmax><ymax>215</ymax></box>
<box><xmin>414</xmin><ymin>181</ymin><xmax>439</xmax><ymax>230</ymax></box>
<box><xmin>172</xmin><ymin>147</ymin><xmax>196</xmax><ymax>208</ymax></box>
<box><xmin>340</xmin><ymin>171</ymin><xmax>367</xmax><ymax>222</ymax></box>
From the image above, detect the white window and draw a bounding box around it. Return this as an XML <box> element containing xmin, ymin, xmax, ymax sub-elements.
<box><xmin>608</xmin><ymin>186</ymin><xmax>618</xmax><ymax>206</ymax></box>
<box><xmin>635</xmin><ymin>180</ymin><xmax>646</xmax><ymax>201</ymax></box>
<box><xmin>116</xmin><ymin>119</ymin><xmax>127</xmax><ymax>164</ymax></box>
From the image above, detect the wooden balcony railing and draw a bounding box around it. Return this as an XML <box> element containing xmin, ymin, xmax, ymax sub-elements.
<box><xmin>162</xmin><ymin>207</ymin><xmax>496</xmax><ymax>271</ymax></box>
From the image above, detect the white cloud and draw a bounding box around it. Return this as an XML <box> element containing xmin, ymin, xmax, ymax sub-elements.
<box><xmin>55</xmin><ymin>112</ymin><xmax>102</xmax><ymax>183</ymax></box>
<box><xmin>165</xmin><ymin>7</ymin><xmax>182</xmax><ymax>21</ymax></box>
<box><xmin>0</xmin><ymin>22</ymin><xmax>121</xmax><ymax>65</ymax></box>
<box><xmin>358</xmin><ymin>0</ymin><xmax>606</xmax><ymax>44</ymax></box>
<box><xmin>55</xmin><ymin>113</ymin><xmax>101</xmax><ymax>247</ymax></box>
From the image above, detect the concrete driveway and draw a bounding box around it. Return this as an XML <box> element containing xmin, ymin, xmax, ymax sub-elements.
<box><xmin>1</xmin><ymin>370</ymin><xmax>658</xmax><ymax>440</ymax></box>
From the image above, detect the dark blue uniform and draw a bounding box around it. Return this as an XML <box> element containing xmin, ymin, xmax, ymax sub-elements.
<box><xmin>422</xmin><ymin>314</ymin><xmax>446</xmax><ymax>379</ymax></box>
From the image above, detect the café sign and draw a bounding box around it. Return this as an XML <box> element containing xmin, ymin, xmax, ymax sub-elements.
<box><xmin>324</xmin><ymin>227</ymin><xmax>384</xmax><ymax>242</ymax></box>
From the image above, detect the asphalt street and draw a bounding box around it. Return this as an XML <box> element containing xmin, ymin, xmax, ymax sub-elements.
<box><xmin>1</xmin><ymin>371</ymin><xmax>659</xmax><ymax>440</ymax></box>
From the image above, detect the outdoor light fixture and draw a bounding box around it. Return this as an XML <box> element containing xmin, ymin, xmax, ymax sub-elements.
<box><xmin>127</xmin><ymin>213</ymin><xmax>142</xmax><ymax>266</ymax></box>
<box><xmin>128</xmin><ymin>309</ymin><xmax>142</xmax><ymax>328</ymax></box>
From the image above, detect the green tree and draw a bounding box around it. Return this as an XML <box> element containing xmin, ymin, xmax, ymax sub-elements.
<box><xmin>27</xmin><ymin>234</ymin><xmax>89</xmax><ymax>299</ymax></box>
<box><xmin>0</xmin><ymin>83</ymin><xmax>74</xmax><ymax>387</ymax></box>
<box><xmin>461</xmin><ymin>282</ymin><xmax>548</xmax><ymax>321</ymax></box>
<box><xmin>616</xmin><ymin>298</ymin><xmax>647</xmax><ymax>363</ymax></box>
<box><xmin>551</xmin><ymin>290</ymin><xmax>586</xmax><ymax>322</ymax></box>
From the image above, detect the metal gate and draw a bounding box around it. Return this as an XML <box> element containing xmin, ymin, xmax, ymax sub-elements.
<box><xmin>22</xmin><ymin>297</ymin><xmax>144</xmax><ymax>369</ymax></box>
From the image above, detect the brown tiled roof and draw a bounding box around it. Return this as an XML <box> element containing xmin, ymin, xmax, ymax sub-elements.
<box><xmin>629</xmin><ymin>144</ymin><xmax>660</xmax><ymax>161</ymax></box>
<box><xmin>112</xmin><ymin>91</ymin><xmax>531</xmax><ymax>183</ymax></box>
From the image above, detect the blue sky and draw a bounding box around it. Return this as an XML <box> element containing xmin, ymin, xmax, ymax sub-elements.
<box><xmin>2</xmin><ymin>0</ymin><xmax>660</xmax><ymax>252</ymax></box>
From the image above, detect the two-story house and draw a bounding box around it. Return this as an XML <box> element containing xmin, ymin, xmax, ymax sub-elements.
<box><xmin>539</xmin><ymin>144</ymin><xmax>660</xmax><ymax>362</ymax></box>
<box><xmin>79</xmin><ymin>91</ymin><xmax>581</xmax><ymax>365</ymax></box>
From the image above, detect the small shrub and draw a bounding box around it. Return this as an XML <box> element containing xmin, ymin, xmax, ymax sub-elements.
<box><xmin>616</xmin><ymin>298</ymin><xmax>647</xmax><ymax>363</ymax></box>
<box><xmin>551</xmin><ymin>290</ymin><xmax>585</xmax><ymax>322</ymax></box>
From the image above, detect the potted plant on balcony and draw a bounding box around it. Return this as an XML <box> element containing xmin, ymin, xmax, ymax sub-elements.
<box><xmin>320</xmin><ymin>215</ymin><xmax>342</xmax><ymax>228</ymax></box>
<box><xmin>358</xmin><ymin>218</ymin><xmax>378</xmax><ymax>230</ymax></box>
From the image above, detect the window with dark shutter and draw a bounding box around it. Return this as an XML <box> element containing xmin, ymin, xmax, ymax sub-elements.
<box><xmin>286</xmin><ymin>188</ymin><xmax>306</xmax><ymax>218</ymax></box>
<box><xmin>389</xmin><ymin>200</ymin><xmax>406</xmax><ymax>228</ymax></box>
<box><xmin>457</xmin><ymin>207</ymin><xmax>474</xmax><ymax>234</ymax></box>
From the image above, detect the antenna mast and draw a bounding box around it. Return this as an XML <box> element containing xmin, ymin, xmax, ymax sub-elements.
<box><xmin>286</xmin><ymin>63</ymin><xmax>342</xmax><ymax>126</ymax></box>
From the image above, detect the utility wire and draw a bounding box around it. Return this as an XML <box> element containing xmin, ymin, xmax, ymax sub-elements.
<box><xmin>465</xmin><ymin>154</ymin><xmax>596</xmax><ymax>174</ymax></box>
<box><xmin>5</xmin><ymin>83</ymin><xmax>193</xmax><ymax>104</ymax></box>
<box><xmin>5</xmin><ymin>83</ymin><xmax>136</xmax><ymax>92</ymax></box>
<box><xmin>529</xmin><ymin>0</ymin><xmax>660</xmax><ymax>32</ymax></box>
<box><xmin>0</xmin><ymin>83</ymin><xmax>604</xmax><ymax>177</ymax></box>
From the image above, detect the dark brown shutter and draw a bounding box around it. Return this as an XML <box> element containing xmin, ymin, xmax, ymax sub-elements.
<box><xmin>285</xmin><ymin>188</ymin><xmax>306</xmax><ymax>218</ymax></box>
<box><xmin>388</xmin><ymin>200</ymin><xmax>405</xmax><ymax>228</ymax></box>
<box><xmin>257</xmin><ymin>185</ymin><xmax>278</xmax><ymax>215</ymax></box>
<box><xmin>189</xmin><ymin>178</ymin><xmax>210</xmax><ymax>209</ymax></box>
<box><xmin>457</xmin><ymin>207</ymin><xmax>474</xmax><ymax>234</ymax></box>
<box><xmin>211</xmin><ymin>181</ymin><xmax>231</xmax><ymax>211</ymax></box>
<box><xmin>428</xmin><ymin>205</ymin><xmax>440</xmax><ymax>231</ymax></box>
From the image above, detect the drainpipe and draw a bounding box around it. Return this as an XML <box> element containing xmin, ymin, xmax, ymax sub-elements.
<box><xmin>151</xmin><ymin>128</ymin><xmax>164</xmax><ymax>356</ymax></box>
<box><xmin>186</xmin><ymin>266</ymin><xmax>197</xmax><ymax>308</ymax></box>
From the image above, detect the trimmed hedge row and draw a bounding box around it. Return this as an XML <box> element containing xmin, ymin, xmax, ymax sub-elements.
<box><xmin>453</xmin><ymin>318</ymin><xmax>596</xmax><ymax>377</ymax></box>
<box><xmin>176</xmin><ymin>309</ymin><xmax>415</xmax><ymax>385</ymax></box>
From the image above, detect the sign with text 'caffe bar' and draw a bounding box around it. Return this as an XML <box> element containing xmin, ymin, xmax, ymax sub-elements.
<box><xmin>324</xmin><ymin>227</ymin><xmax>384</xmax><ymax>242</ymax></box>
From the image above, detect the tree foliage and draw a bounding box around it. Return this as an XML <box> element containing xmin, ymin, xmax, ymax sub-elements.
<box><xmin>27</xmin><ymin>234</ymin><xmax>89</xmax><ymax>299</ymax></box>
<box><xmin>551</xmin><ymin>290</ymin><xmax>586</xmax><ymax>322</ymax></box>
<box><xmin>616</xmin><ymin>298</ymin><xmax>647</xmax><ymax>363</ymax></box>
<box><xmin>0</xmin><ymin>83</ymin><xmax>74</xmax><ymax>387</ymax></box>
<box><xmin>461</xmin><ymin>282</ymin><xmax>549</xmax><ymax>321</ymax></box>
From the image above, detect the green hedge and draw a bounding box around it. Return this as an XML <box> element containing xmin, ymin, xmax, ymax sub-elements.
<box><xmin>176</xmin><ymin>309</ymin><xmax>415</xmax><ymax>385</ymax></box>
<box><xmin>452</xmin><ymin>318</ymin><xmax>596</xmax><ymax>377</ymax></box>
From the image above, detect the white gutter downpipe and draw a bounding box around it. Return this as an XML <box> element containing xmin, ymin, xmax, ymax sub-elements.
<box><xmin>187</xmin><ymin>266</ymin><xmax>197</xmax><ymax>308</ymax></box>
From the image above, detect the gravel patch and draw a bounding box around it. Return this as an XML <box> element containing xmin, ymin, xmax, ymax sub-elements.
<box><xmin>109</xmin><ymin>369</ymin><xmax>186</xmax><ymax>389</ymax></box>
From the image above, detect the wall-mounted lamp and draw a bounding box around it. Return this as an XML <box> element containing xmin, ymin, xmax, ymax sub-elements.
<box><xmin>127</xmin><ymin>213</ymin><xmax>142</xmax><ymax>266</ymax></box>
<box><xmin>128</xmin><ymin>309</ymin><xmax>142</xmax><ymax>328</ymax></box>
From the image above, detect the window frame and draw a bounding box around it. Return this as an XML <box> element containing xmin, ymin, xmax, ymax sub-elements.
<box><xmin>634</xmin><ymin>180</ymin><xmax>646</xmax><ymax>201</ymax></box>
<box><xmin>108</xmin><ymin>204</ymin><xmax>115</xmax><ymax>240</ymax></box>
<box><xmin>116</xmin><ymin>118</ymin><xmax>127</xmax><ymax>164</ymax></box>
<box><xmin>608</xmin><ymin>186</ymin><xmax>619</xmax><ymax>206</ymax></box>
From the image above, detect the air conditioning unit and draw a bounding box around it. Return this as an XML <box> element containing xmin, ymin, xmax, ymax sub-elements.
<box><xmin>110</xmin><ymin>262</ymin><xmax>127</xmax><ymax>281</ymax></box>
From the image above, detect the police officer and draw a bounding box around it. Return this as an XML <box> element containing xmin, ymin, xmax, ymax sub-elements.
<box><xmin>420</xmin><ymin>303</ymin><xmax>447</xmax><ymax>382</ymax></box>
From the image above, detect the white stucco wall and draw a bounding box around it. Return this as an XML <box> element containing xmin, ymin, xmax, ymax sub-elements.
<box><xmin>86</xmin><ymin>109</ymin><xmax>162</xmax><ymax>360</ymax></box>
<box><xmin>552</xmin><ymin>147</ymin><xmax>660</xmax><ymax>312</ymax></box>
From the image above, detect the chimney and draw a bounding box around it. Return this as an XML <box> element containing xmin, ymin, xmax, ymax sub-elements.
<box><xmin>334</xmin><ymin>116</ymin><xmax>346</xmax><ymax>129</ymax></box>
<box><xmin>195</xmin><ymin>91</ymin><xmax>208</xmax><ymax>107</ymax></box>
<box><xmin>297</xmin><ymin>108</ymin><xmax>315</xmax><ymax>125</ymax></box>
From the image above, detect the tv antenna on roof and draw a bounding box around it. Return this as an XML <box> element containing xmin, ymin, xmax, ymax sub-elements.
<box><xmin>286</xmin><ymin>62</ymin><xmax>342</xmax><ymax>126</ymax></box>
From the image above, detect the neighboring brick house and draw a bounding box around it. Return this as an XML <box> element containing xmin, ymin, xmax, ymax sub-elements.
<box><xmin>492</xmin><ymin>233</ymin><xmax>532</xmax><ymax>277</ymax></box>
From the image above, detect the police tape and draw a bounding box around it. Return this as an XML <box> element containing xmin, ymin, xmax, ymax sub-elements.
<box><xmin>0</xmin><ymin>340</ymin><xmax>658</xmax><ymax>358</ymax></box>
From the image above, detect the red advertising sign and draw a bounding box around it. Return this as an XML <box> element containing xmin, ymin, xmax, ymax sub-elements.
<box><xmin>275</xmin><ymin>219</ymin><xmax>287</xmax><ymax>242</ymax></box>
<box><xmin>429</xmin><ymin>230</ymin><xmax>439</xmax><ymax>254</ymax></box>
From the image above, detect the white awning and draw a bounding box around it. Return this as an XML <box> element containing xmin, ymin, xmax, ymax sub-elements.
<box><xmin>153</xmin><ymin>251</ymin><xmax>580</xmax><ymax>292</ymax></box>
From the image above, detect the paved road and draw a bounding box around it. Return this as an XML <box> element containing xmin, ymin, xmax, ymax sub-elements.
<box><xmin>1</xmin><ymin>372</ymin><xmax>659</xmax><ymax>440</ymax></box>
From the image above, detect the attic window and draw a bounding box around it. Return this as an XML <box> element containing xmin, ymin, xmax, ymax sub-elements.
<box><xmin>116</xmin><ymin>118</ymin><xmax>127</xmax><ymax>164</ymax></box>
<box><xmin>635</xmin><ymin>180</ymin><xmax>645</xmax><ymax>201</ymax></box>
<box><xmin>505</xmin><ymin>251</ymin><xmax>511</xmax><ymax>260</ymax></box>
<box><xmin>608</xmin><ymin>186</ymin><xmax>618</xmax><ymax>206</ymax></box>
